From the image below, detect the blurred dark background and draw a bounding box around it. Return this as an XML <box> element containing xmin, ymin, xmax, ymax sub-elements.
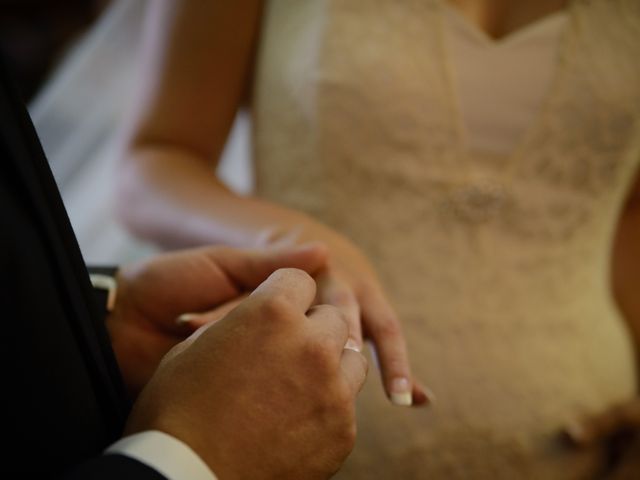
<box><xmin>0</xmin><ymin>0</ymin><xmax>110</xmax><ymax>100</ymax></box>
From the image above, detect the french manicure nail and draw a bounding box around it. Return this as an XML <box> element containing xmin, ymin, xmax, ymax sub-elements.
<box><xmin>390</xmin><ymin>377</ymin><xmax>412</xmax><ymax>407</ymax></box>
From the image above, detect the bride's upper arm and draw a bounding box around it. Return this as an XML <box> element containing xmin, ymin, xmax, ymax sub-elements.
<box><xmin>126</xmin><ymin>0</ymin><xmax>263</xmax><ymax>164</ymax></box>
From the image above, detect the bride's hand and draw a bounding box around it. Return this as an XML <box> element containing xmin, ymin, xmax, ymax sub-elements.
<box><xmin>264</xmin><ymin>221</ymin><xmax>433</xmax><ymax>407</ymax></box>
<box><xmin>565</xmin><ymin>398</ymin><xmax>640</xmax><ymax>477</ymax></box>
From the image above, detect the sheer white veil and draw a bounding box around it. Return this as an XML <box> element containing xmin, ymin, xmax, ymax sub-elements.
<box><xmin>29</xmin><ymin>0</ymin><xmax>252</xmax><ymax>262</ymax></box>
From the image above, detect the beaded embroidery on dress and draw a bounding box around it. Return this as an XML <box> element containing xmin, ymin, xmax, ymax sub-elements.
<box><xmin>253</xmin><ymin>0</ymin><xmax>640</xmax><ymax>477</ymax></box>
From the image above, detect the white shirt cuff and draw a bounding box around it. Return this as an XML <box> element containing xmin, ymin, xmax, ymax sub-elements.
<box><xmin>105</xmin><ymin>430</ymin><xmax>217</xmax><ymax>480</ymax></box>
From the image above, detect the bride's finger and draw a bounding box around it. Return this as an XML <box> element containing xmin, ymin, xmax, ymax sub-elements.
<box><xmin>316</xmin><ymin>270</ymin><xmax>363</xmax><ymax>350</ymax></box>
<box><xmin>360</xmin><ymin>287</ymin><xmax>433</xmax><ymax>407</ymax></box>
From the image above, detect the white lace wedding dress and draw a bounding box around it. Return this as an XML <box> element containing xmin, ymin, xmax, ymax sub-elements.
<box><xmin>252</xmin><ymin>0</ymin><xmax>640</xmax><ymax>477</ymax></box>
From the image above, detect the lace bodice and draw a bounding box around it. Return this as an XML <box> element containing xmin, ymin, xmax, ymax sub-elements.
<box><xmin>252</xmin><ymin>0</ymin><xmax>640</xmax><ymax>477</ymax></box>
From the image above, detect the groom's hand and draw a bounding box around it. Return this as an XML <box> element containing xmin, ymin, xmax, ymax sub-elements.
<box><xmin>107</xmin><ymin>243</ymin><xmax>328</xmax><ymax>395</ymax></box>
<box><xmin>126</xmin><ymin>268</ymin><xmax>368</xmax><ymax>480</ymax></box>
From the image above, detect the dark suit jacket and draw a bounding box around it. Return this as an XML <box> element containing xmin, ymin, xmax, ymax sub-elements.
<box><xmin>0</xmin><ymin>63</ymin><xmax>165</xmax><ymax>478</ymax></box>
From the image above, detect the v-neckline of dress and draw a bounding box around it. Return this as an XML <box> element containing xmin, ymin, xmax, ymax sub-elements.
<box><xmin>441</xmin><ymin>1</ymin><xmax>570</xmax><ymax>47</ymax></box>
<box><xmin>436</xmin><ymin>0</ymin><xmax>577</xmax><ymax>173</ymax></box>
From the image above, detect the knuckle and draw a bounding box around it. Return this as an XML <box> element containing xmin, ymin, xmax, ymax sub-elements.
<box><xmin>320</xmin><ymin>378</ymin><xmax>354</xmax><ymax>411</ymax></box>
<box><xmin>258</xmin><ymin>294</ymin><xmax>292</xmax><ymax>320</ymax></box>
<box><xmin>330</xmin><ymin>423</ymin><xmax>357</xmax><ymax>462</ymax></box>
<box><xmin>306</xmin><ymin>337</ymin><xmax>337</xmax><ymax>369</ymax></box>
<box><xmin>372</xmin><ymin>317</ymin><xmax>402</xmax><ymax>338</ymax></box>
<box><xmin>339</xmin><ymin>421</ymin><xmax>357</xmax><ymax>451</ymax></box>
<box><xmin>275</xmin><ymin>267</ymin><xmax>313</xmax><ymax>284</ymax></box>
<box><xmin>329</xmin><ymin>391</ymin><xmax>357</xmax><ymax>447</ymax></box>
<box><xmin>332</xmin><ymin>385</ymin><xmax>354</xmax><ymax>412</ymax></box>
<box><xmin>384</xmin><ymin>357</ymin><xmax>408</xmax><ymax>376</ymax></box>
<box><xmin>328</xmin><ymin>287</ymin><xmax>357</xmax><ymax>307</ymax></box>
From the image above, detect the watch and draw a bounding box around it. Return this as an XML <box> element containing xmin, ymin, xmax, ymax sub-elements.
<box><xmin>88</xmin><ymin>266</ymin><xmax>119</xmax><ymax>313</ymax></box>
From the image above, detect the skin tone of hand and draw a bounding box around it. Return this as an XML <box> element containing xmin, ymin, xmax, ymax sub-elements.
<box><xmin>125</xmin><ymin>268</ymin><xmax>368</xmax><ymax>480</ymax></box>
<box><xmin>106</xmin><ymin>242</ymin><xmax>329</xmax><ymax>396</ymax></box>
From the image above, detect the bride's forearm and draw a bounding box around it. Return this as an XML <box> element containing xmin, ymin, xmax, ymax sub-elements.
<box><xmin>116</xmin><ymin>145</ymin><xmax>327</xmax><ymax>250</ymax></box>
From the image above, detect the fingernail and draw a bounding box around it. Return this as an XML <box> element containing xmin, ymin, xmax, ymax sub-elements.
<box><xmin>344</xmin><ymin>338</ymin><xmax>361</xmax><ymax>352</ymax></box>
<box><xmin>390</xmin><ymin>377</ymin><xmax>412</xmax><ymax>406</ymax></box>
<box><xmin>176</xmin><ymin>313</ymin><xmax>199</xmax><ymax>325</ymax></box>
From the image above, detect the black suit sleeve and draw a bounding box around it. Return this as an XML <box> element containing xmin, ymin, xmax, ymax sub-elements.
<box><xmin>0</xmin><ymin>55</ymin><xmax>152</xmax><ymax>477</ymax></box>
<box><xmin>65</xmin><ymin>454</ymin><xmax>167</xmax><ymax>480</ymax></box>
